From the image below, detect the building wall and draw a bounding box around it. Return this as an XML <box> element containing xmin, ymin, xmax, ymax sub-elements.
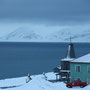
<box><xmin>70</xmin><ymin>63</ymin><xmax>90</xmax><ymax>83</ymax></box>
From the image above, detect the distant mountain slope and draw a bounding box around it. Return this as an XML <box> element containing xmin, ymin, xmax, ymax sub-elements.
<box><xmin>48</xmin><ymin>30</ymin><xmax>90</xmax><ymax>42</ymax></box>
<box><xmin>0</xmin><ymin>27</ymin><xmax>90</xmax><ymax>42</ymax></box>
<box><xmin>1</xmin><ymin>27</ymin><xmax>42</xmax><ymax>42</ymax></box>
<box><xmin>6</xmin><ymin>30</ymin><xmax>41</xmax><ymax>40</ymax></box>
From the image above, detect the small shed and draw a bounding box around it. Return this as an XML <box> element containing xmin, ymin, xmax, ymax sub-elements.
<box><xmin>70</xmin><ymin>53</ymin><xmax>90</xmax><ymax>84</ymax></box>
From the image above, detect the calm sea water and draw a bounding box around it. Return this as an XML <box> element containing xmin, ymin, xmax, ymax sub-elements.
<box><xmin>0</xmin><ymin>42</ymin><xmax>90</xmax><ymax>79</ymax></box>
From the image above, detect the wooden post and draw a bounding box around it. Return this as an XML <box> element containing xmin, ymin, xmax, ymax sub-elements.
<box><xmin>56</xmin><ymin>74</ymin><xmax>57</xmax><ymax>80</ymax></box>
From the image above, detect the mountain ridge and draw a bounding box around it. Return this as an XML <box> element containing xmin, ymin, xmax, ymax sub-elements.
<box><xmin>0</xmin><ymin>27</ymin><xmax>90</xmax><ymax>42</ymax></box>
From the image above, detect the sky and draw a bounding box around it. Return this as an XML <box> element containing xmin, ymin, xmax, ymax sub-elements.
<box><xmin>0</xmin><ymin>0</ymin><xmax>90</xmax><ymax>36</ymax></box>
<box><xmin>0</xmin><ymin>0</ymin><xmax>90</xmax><ymax>23</ymax></box>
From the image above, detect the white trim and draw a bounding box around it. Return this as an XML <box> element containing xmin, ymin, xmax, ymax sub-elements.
<box><xmin>87</xmin><ymin>78</ymin><xmax>89</xmax><ymax>84</ymax></box>
<box><xmin>87</xmin><ymin>76</ymin><xmax>90</xmax><ymax>84</ymax></box>
<box><xmin>75</xmin><ymin>65</ymin><xmax>81</xmax><ymax>72</ymax></box>
<box><xmin>60</xmin><ymin>70</ymin><xmax>70</xmax><ymax>73</ymax></box>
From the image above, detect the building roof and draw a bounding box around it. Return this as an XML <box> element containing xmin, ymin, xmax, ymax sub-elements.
<box><xmin>61</xmin><ymin>42</ymin><xmax>76</xmax><ymax>62</ymax></box>
<box><xmin>65</xmin><ymin>43</ymin><xmax>76</xmax><ymax>59</ymax></box>
<box><xmin>71</xmin><ymin>53</ymin><xmax>90</xmax><ymax>63</ymax></box>
<box><xmin>61</xmin><ymin>58</ymin><xmax>74</xmax><ymax>61</ymax></box>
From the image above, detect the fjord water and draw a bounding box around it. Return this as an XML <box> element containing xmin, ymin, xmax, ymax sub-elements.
<box><xmin>0</xmin><ymin>42</ymin><xmax>90</xmax><ymax>79</ymax></box>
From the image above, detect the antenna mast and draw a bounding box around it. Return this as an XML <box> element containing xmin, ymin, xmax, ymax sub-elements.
<box><xmin>70</xmin><ymin>36</ymin><xmax>72</xmax><ymax>43</ymax></box>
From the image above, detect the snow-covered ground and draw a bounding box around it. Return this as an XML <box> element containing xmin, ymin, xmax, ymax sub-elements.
<box><xmin>0</xmin><ymin>72</ymin><xmax>90</xmax><ymax>90</ymax></box>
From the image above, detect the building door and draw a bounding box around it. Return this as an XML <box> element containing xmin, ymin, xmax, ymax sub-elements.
<box><xmin>87</xmin><ymin>76</ymin><xmax>90</xmax><ymax>84</ymax></box>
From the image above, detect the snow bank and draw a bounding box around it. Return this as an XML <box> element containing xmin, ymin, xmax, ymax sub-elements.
<box><xmin>0</xmin><ymin>72</ymin><xmax>90</xmax><ymax>90</ymax></box>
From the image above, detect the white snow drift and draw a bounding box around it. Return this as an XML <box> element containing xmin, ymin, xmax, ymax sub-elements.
<box><xmin>0</xmin><ymin>72</ymin><xmax>90</xmax><ymax>90</ymax></box>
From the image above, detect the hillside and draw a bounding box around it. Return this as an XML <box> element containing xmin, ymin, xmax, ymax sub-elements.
<box><xmin>0</xmin><ymin>72</ymin><xmax>90</xmax><ymax>90</ymax></box>
<box><xmin>0</xmin><ymin>26</ymin><xmax>90</xmax><ymax>42</ymax></box>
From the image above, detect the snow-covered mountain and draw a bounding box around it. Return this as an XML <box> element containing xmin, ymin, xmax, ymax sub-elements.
<box><xmin>0</xmin><ymin>26</ymin><xmax>90</xmax><ymax>42</ymax></box>
<box><xmin>0</xmin><ymin>27</ymin><xmax>42</xmax><ymax>42</ymax></box>
<box><xmin>48</xmin><ymin>29</ymin><xmax>90</xmax><ymax>42</ymax></box>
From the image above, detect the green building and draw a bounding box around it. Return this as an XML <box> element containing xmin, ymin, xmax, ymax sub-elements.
<box><xmin>70</xmin><ymin>54</ymin><xmax>90</xmax><ymax>84</ymax></box>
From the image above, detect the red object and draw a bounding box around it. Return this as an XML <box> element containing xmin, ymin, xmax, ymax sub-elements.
<box><xmin>66</xmin><ymin>80</ymin><xmax>87</xmax><ymax>88</ymax></box>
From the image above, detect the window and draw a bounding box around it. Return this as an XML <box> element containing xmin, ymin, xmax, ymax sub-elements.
<box><xmin>88</xmin><ymin>66</ymin><xmax>90</xmax><ymax>73</ymax></box>
<box><xmin>75</xmin><ymin>65</ymin><xmax>80</xmax><ymax>72</ymax></box>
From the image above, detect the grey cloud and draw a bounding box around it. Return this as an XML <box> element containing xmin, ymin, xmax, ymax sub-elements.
<box><xmin>0</xmin><ymin>0</ymin><xmax>90</xmax><ymax>23</ymax></box>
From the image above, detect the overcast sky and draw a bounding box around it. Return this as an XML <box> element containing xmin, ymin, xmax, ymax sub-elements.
<box><xmin>0</xmin><ymin>0</ymin><xmax>90</xmax><ymax>23</ymax></box>
<box><xmin>0</xmin><ymin>0</ymin><xmax>90</xmax><ymax>36</ymax></box>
